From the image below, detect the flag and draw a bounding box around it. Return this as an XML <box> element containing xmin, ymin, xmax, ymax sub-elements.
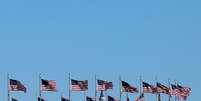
<box><xmin>9</xmin><ymin>79</ymin><xmax>27</xmax><ymax>92</ymax></box>
<box><xmin>87</xmin><ymin>96</ymin><xmax>95</xmax><ymax>101</ymax></box>
<box><xmin>171</xmin><ymin>84</ymin><xmax>180</xmax><ymax>95</ymax></box>
<box><xmin>177</xmin><ymin>84</ymin><xmax>191</xmax><ymax>96</ymax></box>
<box><xmin>121</xmin><ymin>81</ymin><xmax>138</xmax><ymax>93</ymax></box>
<box><xmin>142</xmin><ymin>81</ymin><xmax>156</xmax><ymax>93</ymax></box>
<box><xmin>38</xmin><ymin>97</ymin><xmax>46</xmax><ymax>101</ymax></box>
<box><xmin>171</xmin><ymin>84</ymin><xmax>191</xmax><ymax>100</ymax></box>
<box><xmin>135</xmin><ymin>93</ymin><xmax>144</xmax><ymax>101</ymax></box>
<box><xmin>107</xmin><ymin>96</ymin><xmax>119</xmax><ymax>101</ymax></box>
<box><xmin>156</xmin><ymin>82</ymin><xmax>170</xmax><ymax>94</ymax></box>
<box><xmin>41</xmin><ymin>79</ymin><xmax>57</xmax><ymax>91</ymax></box>
<box><xmin>61</xmin><ymin>97</ymin><xmax>70</xmax><ymax>101</ymax></box>
<box><xmin>171</xmin><ymin>84</ymin><xmax>184</xmax><ymax>100</ymax></box>
<box><xmin>12</xmin><ymin>98</ymin><xmax>18</xmax><ymax>101</ymax></box>
<box><xmin>71</xmin><ymin>79</ymin><xmax>88</xmax><ymax>91</ymax></box>
<box><xmin>97</xmin><ymin>80</ymin><xmax>113</xmax><ymax>91</ymax></box>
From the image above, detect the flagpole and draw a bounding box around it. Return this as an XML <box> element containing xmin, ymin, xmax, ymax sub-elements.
<box><xmin>119</xmin><ymin>76</ymin><xmax>122</xmax><ymax>101</ymax></box>
<box><xmin>155</xmin><ymin>76</ymin><xmax>159</xmax><ymax>101</ymax></box>
<box><xmin>68</xmin><ymin>73</ymin><xmax>71</xmax><ymax>101</ymax></box>
<box><xmin>95</xmin><ymin>75</ymin><xmax>97</xmax><ymax>101</ymax></box>
<box><xmin>126</xmin><ymin>93</ymin><xmax>129</xmax><ymax>101</ymax></box>
<box><xmin>105</xmin><ymin>79</ymin><xmax>108</xmax><ymax>101</ymax></box>
<box><xmin>35</xmin><ymin>92</ymin><xmax>38</xmax><ymax>101</ymax></box>
<box><xmin>39</xmin><ymin>73</ymin><xmax>42</xmax><ymax>101</ymax></box>
<box><xmin>168</xmin><ymin>79</ymin><xmax>172</xmax><ymax>101</ymax></box>
<box><xmin>175</xmin><ymin>80</ymin><xmax>179</xmax><ymax>101</ymax></box>
<box><xmin>174</xmin><ymin>80</ymin><xmax>177</xmax><ymax>101</ymax></box>
<box><xmin>7</xmin><ymin>73</ymin><xmax>10</xmax><ymax>101</ymax></box>
<box><xmin>84</xmin><ymin>91</ymin><xmax>87</xmax><ymax>101</ymax></box>
<box><xmin>139</xmin><ymin>76</ymin><xmax>142</xmax><ymax>95</ymax></box>
<box><xmin>105</xmin><ymin>90</ymin><xmax>108</xmax><ymax>101</ymax></box>
<box><xmin>139</xmin><ymin>75</ymin><xmax>143</xmax><ymax>101</ymax></box>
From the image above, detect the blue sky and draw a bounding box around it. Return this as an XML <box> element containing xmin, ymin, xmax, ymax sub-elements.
<box><xmin>0</xmin><ymin>0</ymin><xmax>200</xmax><ymax>101</ymax></box>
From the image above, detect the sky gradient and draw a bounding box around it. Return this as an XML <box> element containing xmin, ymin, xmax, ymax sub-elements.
<box><xmin>0</xmin><ymin>0</ymin><xmax>201</xmax><ymax>101</ymax></box>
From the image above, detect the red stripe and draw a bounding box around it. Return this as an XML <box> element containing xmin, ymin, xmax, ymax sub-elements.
<box><xmin>96</xmin><ymin>85</ymin><xmax>106</xmax><ymax>91</ymax></box>
<box><xmin>71</xmin><ymin>85</ymin><xmax>86</xmax><ymax>91</ymax></box>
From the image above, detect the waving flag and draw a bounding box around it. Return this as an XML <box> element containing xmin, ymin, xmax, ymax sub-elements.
<box><xmin>156</xmin><ymin>82</ymin><xmax>170</xmax><ymax>94</ymax></box>
<box><xmin>142</xmin><ymin>81</ymin><xmax>156</xmax><ymax>93</ymax></box>
<box><xmin>71</xmin><ymin>79</ymin><xmax>88</xmax><ymax>91</ymax></box>
<box><xmin>177</xmin><ymin>84</ymin><xmax>191</xmax><ymax>96</ymax></box>
<box><xmin>97</xmin><ymin>79</ymin><xmax>113</xmax><ymax>91</ymax></box>
<box><xmin>9</xmin><ymin>79</ymin><xmax>27</xmax><ymax>92</ymax></box>
<box><xmin>135</xmin><ymin>93</ymin><xmax>144</xmax><ymax>101</ymax></box>
<box><xmin>171</xmin><ymin>84</ymin><xmax>191</xmax><ymax>100</ymax></box>
<box><xmin>171</xmin><ymin>84</ymin><xmax>180</xmax><ymax>95</ymax></box>
<box><xmin>41</xmin><ymin>79</ymin><xmax>57</xmax><ymax>91</ymax></box>
<box><xmin>121</xmin><ymin>81</ymin><xmax>138</xmax><ymax>93</ymax></box>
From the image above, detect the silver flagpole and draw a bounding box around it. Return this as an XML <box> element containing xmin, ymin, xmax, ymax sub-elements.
<box><xmin>68</xmin><ymin>73</ymin><xmax>71</xmax><ymax>101</ymax></box>
<box><xmin>7</xmin><ymin>73</ymin><xmax>10</xmax><ymax>101</ymax></box>
<box><xmin>139</xmin><ymin>76</ymin><xmax>142</xmax><ymax>95</ymax></box>
<box><xmin>105</xmin><ymin>79</ymin><xmax>108</xmax><ymax>101</ymax></box>
<box><xmin>126</xmin><ymin>93</ymin><xmax>129</xmax><ymax>101</ymax></box>
<box><xmin>105</xmin><ymin>90</ymin><xmax>108</xmax><ymax>101</ymax></box>
<box><xmin>174</xmin><ymin>80</ymin><xmax>177</xmax><ymax>101</ymax></box>
<box><xmin>95</xmin><ymin>75</ymin><xmax>97</xmax><ymax>101</ymax></box>
<box><xmin>168</xmin><ymin>79</ymin><xmax>172</xmax><ymax>101</ymax></box>
<box><xmin>175</xmin><ymin>80</ymin><xmax>179</xmax><ymax>101</ymax></box>
<box><xmin>139</xmin><ymin>75</ymin><xmax>143</xmax><ymax>101</ymax></box>
<box><xmin>155</xmin><ymin>76</ymin><xmax>159</xmax><ymax>101</ymax></box>
<box><xmin>35</xmin><ymin>92</ymin><xmax>37</xmax><ymax>101</ymax></box>
<box><xmin>119</xmin><ymin>76</ymin><xmax>122</xmax><ymax>101</ymax></box>
<box><xmin>39</xmin><ymin>73</ymin><xmax>42</xmax><ymax>101</ymax></box>
<box><xmin>84</xmin><ymin>91</ymin><xmax>87</xmax><ymax>101</ymax></box>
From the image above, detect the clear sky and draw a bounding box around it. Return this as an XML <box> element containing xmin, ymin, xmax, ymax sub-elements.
<box><xmin>0</xmin><ymin>0</ymin><xmax>200</xmax><ymax>101</ymax></box>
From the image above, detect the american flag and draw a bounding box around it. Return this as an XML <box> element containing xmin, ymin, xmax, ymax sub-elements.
<box><xmin>9</xmin><ymin>79</ymin><xmax>27</xmax><ymax>93</ymax></box>
<box><xmin>121</xmin><ymin>81</ymin><xmax>138</xmax><ymax>93</ymax></box>
<box><xmin>41</xmin><ymin>79</ymin><xmax>57</xmax><ymax>91</ymax></box>
<box><xmin>171</xmin><ymin>84</ymin><xmax>180</xmax><ymax>95</ymax></box>
<box><xmin>135</xmin><ymin>93</ymin><xmax>144</xmax><ymax>101</ymax></box>
<box><xmin>142</xmin><ymin>81</ymin><xmax>156</xmax><ymax>93</ymax></box>
<box><xmin>171</xmin><ymin>84</ymin><xmax>191</xmax><ymax>100</ymax></box>
<box><xmin>71</xmin><ymin>79</ymin><xmax>88</xmax><ymax>91</ymax></box>
<box><xmin>177</xmin><ymin>84</ymin><xmax>191</xmax><ymax>96</ymax></box>
<box><xmin>156</xmin><ymin>82</ymin><xmax>170</xmax><ymax>94</ymax></box>
<box><xmin>96</xmin><ymin>80</ymin><xmax>113</xmax><ymax>91</ymax></box>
